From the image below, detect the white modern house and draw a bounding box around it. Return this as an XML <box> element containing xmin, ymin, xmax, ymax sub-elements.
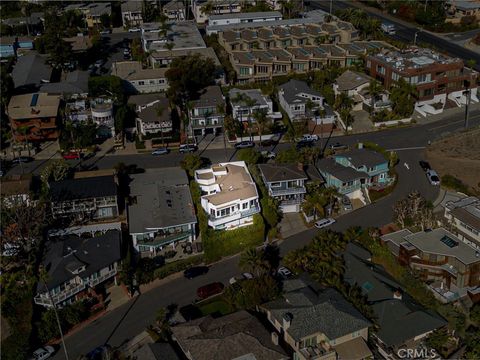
<box><xmin>229</xmin><ymin>88</ymin><xmax>280</xmax><ymax>124</ymax></box>
<box><xmin>195</xmin><ymin>161</ymin><xmax>261</xmax><ymax>230</ymax></box>
<box><xmin>278</xmin><ymin>79</ymin><xmax>336</xmax><ymax>125</ymax></box>
<box><xmin>207</xmin><ymin>11</ymin><xmax>282</xmax><ymax>27</ymax></box>
<box><xmin>91</xmin><ymin>98</ymin><xmax>114</xmax><ymax>135</ymax></box>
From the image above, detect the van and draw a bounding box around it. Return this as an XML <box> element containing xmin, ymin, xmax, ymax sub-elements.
<box><xmin>381</xmin><ymin>23</ymin><xmax>396</xmax><ymax>35</ymax></box>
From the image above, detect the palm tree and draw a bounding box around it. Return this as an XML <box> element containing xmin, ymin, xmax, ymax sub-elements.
<box><xmin>340</xmin><ymin>108</ymin><xmax>354</xmax><ymax>134</ymax></box>
<box><xmin>156</xmin><ymin>106</ymin><xmax>166</xmax><ymax>146</ymax></box>
<box><xmin>252</xmin><ymin>108</ymin><xmax>269</xmax><ymax>149</ymax></box>
<box><xmin>243</xmin><ymin>96</ymin><xmax>257</xmax><ymax>141</ymax></box>
<box><xmin>239</xmin><ymin>248</ymin><xmax>268</xmax><ymax>277</ymax></box>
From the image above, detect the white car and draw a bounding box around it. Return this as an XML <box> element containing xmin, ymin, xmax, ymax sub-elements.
<box><xmin>302</xmin><ymin>134</ymin><xmax>319</xmax><ymax>142</ymax></box>
<box><xmin>128</xmin><ymin>27</ymin><xmax>141</xmax><ymax>32</ymax></box>
<box><xmin>314</xmin><ymin>218</ymin><xmax>336</xmax><ymax>229</ymax></box>
<box><xmin>277</xmin><ymin>266</ymin><xmax>292</xmax><ymax>278</ymax></box>
<box><xmin>261</xmin><ymin>150</ymin><xmax>276</xmax><ymax>159</ymax></box>
<box><xmin>242</xmin><ymin>272</ymin><xmax>254</xmax><ymax>280</ymax></box>
<box><xmin>426</xmin><ymin>170</ymin><xmax>440</xmax><ymax>186</ymax></box>
<box><xmin>151</xmin><ymin>148</ymin><xmax>169</xmax><ymax>155</ymax></box>
<box><xmin>30</xmin><ymin>346</ymin><xmax>55</xmax><ymax>360</ymax></box>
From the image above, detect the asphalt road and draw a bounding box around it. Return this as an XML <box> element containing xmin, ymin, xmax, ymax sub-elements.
<box><xmin>311</xmin><ymin>0</ymin><xmax>480</xmax><ymax>71</ymax></box>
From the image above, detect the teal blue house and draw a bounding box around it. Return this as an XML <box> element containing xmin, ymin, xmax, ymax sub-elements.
<box><xmin>317</xmin><ymin>148</ymin><xmax>391</xmax><ymax>195</ymax></box>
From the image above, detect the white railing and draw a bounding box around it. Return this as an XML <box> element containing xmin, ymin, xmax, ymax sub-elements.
<box><xmin>88</xmin><ymin>269</ymin><xmax>117</xmax><ymax>288</ymax></box>
<box><xmin>270</xmin><ymin>186</ymin><xmax>306</xmax><ymax>196</ymax></box>
<box><xmin>35</xmin><ymin>282</ymin><xmax>86</xmax><ymax>307</ymax></box>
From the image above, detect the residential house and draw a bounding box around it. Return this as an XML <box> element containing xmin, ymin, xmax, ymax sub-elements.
<box><xmin>229</xmin><ymin>88</ymin><xmax>277</xmax><ymax>125</ymax></box>
<box><xmin>207</xmin><ymin>11</ymin><xmax>282</xmax><ymax>28</ymax></box>
<box><xmin>64</xmin><ymin>2</ymin><xmax>111</xmax><ymax>28</ymax></box>
<box><xmin>7</xmin><ymin>93</ymin><xmax>60</xmax><ymax>142</ymax></box>
<box><xmin>278</xmin><ymin>79</ymin><xmax>335</xmax><ymax>125</ymax></box>
<box><xmin>0</xmin><ymin>36</ymin><xmax>34</xmax><ymax>58</ymax></box>
<box><xmin>446</xmin><ymin>0</ymin><xmax>480</xmax><ymax>20</ymax></box>
<box><xmin>128</xmin><ymin>168</ymin><xmax>197</xmax><ymax>256</ymax></box>
<box><xmin>171</xmin><ymin>310</ymin><xmax>288</xmax><ymax>360</ymax></box>
<box><xmin>111</xmin><ymin>61</ymin><xmax>168</xmax><ymax>93</ymax></box>
<box><xmin>444</xmin><ymin>196</ymin><xmax>480</xmax><ymax>249</ymax></box>
<box><xmin>381</xmin><ymin>228</ymin><xmax>480</xmax><ymax>303</ymax></box>
<box><xmin>132</xmin><ymin>94</ymin><xmax>173</xmax><ymax>138</ymax></box>
<box><xmin>194</xmin><ymin>161</ymin><xmax>260</xmax><ymax>230</ymax></box>
<box><xmin>365</xmin><ymin>47</ymin><xmax>478</xmax><ymax>116</ymax></box>
<box><xmin>163</xmin><ymin>0</ymin><xmax>186</xmax><ymax>21</ymax></box>
<box><xmin>334</xmin><ymin>70</ymin><xmax>391</xmax><ymax>112</ymax></box>
<box><xmin>132</xmin><ymin>342</ymin><xmax>181</xmax><ymax>360</ymax></box>
<box><xmin>11</xmin><ymin>53</ymin><xmax>52</xmax><ymax>91</ymax></box>
<box><xmin>34</xmin><ymin>230</ymin><xmax>122</xmax><ymax>308</ymax></box>
<box><xmin>40</xmin><ymin>70</ymin><xmax>90</xmax><ymax>99</ymax></box>
<box><xmin>260</xmin><ymin>277</ymin><xmax>373</xmax><ymax>360</ymax></box>
<box><xmin>258</xmin><ymin>163</ymin><xmax>308</xmax><ymax>213</ymax></box>
<box><xmin>189</xmin><ymin>85</ymin><xmax>225</xmax><ymax>136</ymax></box>
<box><xmin>344</xmin><ymin>242</ymin><xmax>447</xmax><ymax>358</ymax></box>
<box><xmin>121</xmin><ymin>1</ymin><xmax>144</xmax><ymax>28</ymax></box>
<box><xmin>91</xmin><ymin>98</ymin><xmax>115</xmax><ymax>135</ymax></box>
<box><xmin>49</xmin><ymin>175</ymin><xmax>119</xmax><ymax>222</ymax></box>
<box><xmin>141</xmin><ymin>21</ymin><xmax>205</xmax><ymax>53</ymax></box>
<box><xmin>0</xmin><ymin>174</ymin><xmax>33</xmax><ymax>207</ymax></box>
<box><xmin>1</xmin><ymin>13</ymin><xmax>43</xmax><ymax>36</ymax></box>
<box><xmin>317</xmin><ymin>146</ymin><xmax>390</xmax><ymax>199</ymax></box>
<box><xmin>192</xmin><ymin>0</ymin><xmax>243</xmax><ymax>24</ymax></box>
<box><xmin>63</xmin><ymin>34</ymin><xmax>93</xmax><ymax>53</ymax></box>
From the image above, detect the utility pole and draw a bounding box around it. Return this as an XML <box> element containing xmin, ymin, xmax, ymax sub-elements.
<box><xmin>413</xmin><ymin>30</ymin><xmax>420</xmax><ymax>46</ymax></box>
<box><xmin>464</xmin><ymin>80</ymin><xmax>471</xmax><ymax>129</ymax></box>
<box><xmin>329</xmin><ymin>0</ymin><xmax>333</xmax><ymax>15</ymax></box>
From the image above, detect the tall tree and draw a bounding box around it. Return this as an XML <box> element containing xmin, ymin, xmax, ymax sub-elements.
<box><xmin>252</xmin><ymin>108</ymin><xmax>270</xmax><ymax>149</ymax></box>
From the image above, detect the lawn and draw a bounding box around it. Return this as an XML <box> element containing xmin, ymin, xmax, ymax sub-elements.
<box><xmin>198</xmin><ymin>298</ymin><xmax>232</xmax><ymax>317</ymax></box>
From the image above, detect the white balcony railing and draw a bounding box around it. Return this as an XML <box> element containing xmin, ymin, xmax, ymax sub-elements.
<box><xmin>88</xmin><ymin>269</ymin><xmax>117</xmax><ymax>288</ymax></box>
<box><xmin>270</xmin><ymin>186</ymin><xmax>306</xmax><ymax>196</ymax></box>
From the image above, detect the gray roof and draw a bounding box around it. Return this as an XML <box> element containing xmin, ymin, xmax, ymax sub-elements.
<box><xmin>12</xmin><ymin>53</ymin><xmax>52</xmax><ymax>88</ymax></box>
<box><xmin>164</xmin><ymin>0</ymin><xmax>186</xmax><ymax>11</ymax></box>
<box><xmin>121</xmin><ymin>0</ymin><xmax>143</xmax><ymax>13</ymax></box>
<box><xmin>2</xmin><ymin>13</ymin><xmax>43</xmax><ymax>26</ymax></box>
<box><xmin>145</xmin><ymin>21</ymin><xmax>206</xmax><ymax>52</ymax></box>
<box><xmin>40</xmin><ymin>70</ymin><xmax>89</xmax><ymax>95</ymax></box>
<box><xmin>131</xmin><ymin>343</ymin><xmax>180</xmax><ymax>360</ymax></box>
<box><xmin>38</xmin><ymin>230</ymin><xmax>122</xmax><ymax>291</ymax></box>
<box><xmin>317</xmin><ymin>157</ymin><xmax>367</xmax><ymax>182</ymax></box>
<box><xmin>192</xmin><ymin>85</ymin><xmax>224</xmax><ymax>109</ymax></box>
<box><xmin>446</xmin><ymin>196</ymin><xmax>480</xmax><ymax>231</ymax></box>
<box><xmin>404</xmin><ymin>228</ymin><xmax>480</xmax><ymax>265</ymax></box>
<box><xmin>258</xmin><ymin>163</ymin><xmax>307</xmax><ymax>183</ymax></box>
<box><xmin>343</xmin><ymin>243</ymin><xmax>447</xmax><ymax>348</ymax></box>
<box><xmin>209</xmin><ymin>11</ymin><xmax>282</xmax><ymax>21</ymax></box>
<box><xmin>380</xmin><ymin>229</ymin><xmax>414</xmax><ymax>256</ymax></box>
<box><xmin>171</xmin><ymin>310</ymin><xmax>288</xmax><ymax>360</ymax></box>
<box><xmin>448</xmin><ymin>0</ymin><xmax>480</xmax><ymax>10</ymax></box>
<box><xmin>49</xmin><ymin>175</ymin><xmax>117</xmax><ymax>202</ymax></box>
<box><xmin>335</xmin><ymin>70</ymin><xmax>372</xmax><ymax>92</ymax></box>
<box><xmin>263</xmin><ymin>283</ymin><xmax>371</xmax><ymax>341</ymax></box>
<box><xmin>229</xmin><ymin>88</ymin><xmax>269</xmax><ymax>107</ymax></box>
<box><xmin>279</xmin><ymin>79</ymin><xmax>323</xmax><ymax>104</ymax></box>
<box><xmin>128</xmin><ymin>93</ymin><xmax>162</xmax><ymax>107</ymax></box>
<box><xmin>137</xmin><ymin>95</ymin><xmax>170</xmax><ymax>123</ymax></box>
<box><xmin>128</xmin><ymin>168</ymin><xmax>196</xmax><ymax>234</ymax></box>
<box><xmin>335</xmin><ymin>148</ymin><xmax>387</xmax><ymax>168</ymax></box>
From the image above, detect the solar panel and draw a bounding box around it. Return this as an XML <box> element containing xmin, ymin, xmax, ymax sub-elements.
<box><xmin>440</xmin><ymin>235</ymin><xmax>458</xmax><ymax>248</ymax></box>
<box><xmin>30</xmin><ymin>93</ymin><xmax>39</xmax><ymax>107</ymax></box>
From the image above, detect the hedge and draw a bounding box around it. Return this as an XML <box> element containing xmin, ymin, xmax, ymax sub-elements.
<box><xmin>153</xmin><ymin>254</ymin><xmax>205</xmax><ymax>279</ymax></box>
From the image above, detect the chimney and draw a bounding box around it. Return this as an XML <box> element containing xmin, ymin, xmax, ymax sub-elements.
<box><xmin>297</xmin><ymin>162</ymin><xmax>304</xmax><ymax>171</ymax></box>
<box><xmin>358</xmin><ymin>142</ymin><xmax>363</xmax><ymax>149</ymax></box>
<box><xmin>282</xmin><ymin>312</ymin><xmax>293</xmax><ymax>330</ymax></box>
<box><xmin>271</xmin><ymin>332</ymin><xmax>279</xmax><ymax>346</ymax></box>
<box><xmin>393</xmin><ymin>289</ymin><xmax>402</xmax><ymax>300</ymax></box>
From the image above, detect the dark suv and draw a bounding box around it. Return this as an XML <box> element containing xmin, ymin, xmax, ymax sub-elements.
<box><xmin>183</xmin><ymin>266</ymin><xmax>209</xmax><ymax>279</ymax></box>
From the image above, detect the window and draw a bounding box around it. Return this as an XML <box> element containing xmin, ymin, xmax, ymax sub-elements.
<box><xmin>138</xmin><ymin>81</ymin><xmax>145</xmax><ymax>85</ymax></box>
<box><xmin>159</xmin><ymin>79</ymin><xmax>165</xmax><ymax>84</ymax></box>
<box><xmin>240</xmin><ymin>67</ymin><xmax>250</xmax><ymax>76</ymax></box>
<box><xmin>149</xmin><ymin>80</ymin><xmax>155</xmax><ymax>84</ymax></box>
<box><xmin>271</xmin><ymin>182</ymin><xmax>281</xmax><ymax>187</ymax></box>
<box><xmin>392</xmin><ymin>72</ymin><xmax>400</xmax><ymax>81</ymax></box>
<box><xmin>293</xmin><ymin>63</ymin><xmax>305</xmax><ymax>71</ymax></box>
<box><xmin>242</xmin><ymin>202</ymin><xmax>248</xmax><ymax>209</ymax></box>
<box><xmin>377</xmin><ymin>65</ymin><xmax>385</xmax><ymax>75</ymax></box>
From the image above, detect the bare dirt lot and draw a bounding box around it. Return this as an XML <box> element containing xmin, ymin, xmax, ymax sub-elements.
<box><xmin>426</xmin><ymin>128</ymin><xmax>480</xmax><ymax>193</ymax></box>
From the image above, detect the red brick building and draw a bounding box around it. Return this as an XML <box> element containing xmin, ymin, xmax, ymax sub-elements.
<box><xmin>365</xmin><ymin>47</ymin><xmax>478</xmax><ymax>115</ymax></box>
<box><xmin>7</xmin><ymin>93</ymin><xmax>61</xmax><ymax>142</ymax></box>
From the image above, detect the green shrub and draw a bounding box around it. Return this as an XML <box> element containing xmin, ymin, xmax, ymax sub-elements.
<box><xmin>441</xmin><ymin>174</ymin><xmax>472</xmax><ymax>195</ymax></box>
<box><xmin>153</xmin><ymin>254</ymin><xmax>205</xmax><ymax>279</ymax></box>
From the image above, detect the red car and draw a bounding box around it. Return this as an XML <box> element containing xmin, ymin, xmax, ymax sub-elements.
<box><xmin>63</xmin><ymin>152</ymin><xmax>82</xmax><ymax>160</ymax></box>
<box><xmin>196</xmin><ymin>282</ymin><xmax>224</xmax><ymax>299</ymax></box>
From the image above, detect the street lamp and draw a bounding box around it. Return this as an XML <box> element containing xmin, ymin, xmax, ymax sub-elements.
<box><xmin>463</xmin><ymin>80</ymin><xmax>471</xmax><ymax>129</ymax></box>
<box><xmin>413</xmin><ymin>30</ymin><xmax>421</xmax><ymax>46</ymax></box>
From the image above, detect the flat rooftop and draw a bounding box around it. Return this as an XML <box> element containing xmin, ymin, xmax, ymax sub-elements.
<box><xmin>8</xmin><ymin>93</ymin><xmax>60</xmax><ymax>119</ymax></box>
<box><xmin>144</xmin><ymin>21</ymin><xmax>206</xmax><ymax>51</ymax></box>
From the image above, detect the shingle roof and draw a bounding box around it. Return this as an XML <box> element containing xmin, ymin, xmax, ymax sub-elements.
<box><xmin>40</xmin><ymin>70</ymin><xmax>89</xmax><ymax>95</ymax></box>
<box><xmin>49</xmin><ymin>175</ymin><xmax>117</xmax><ymax>202</ymax></box>
<box><xmin>263</xmin><ymin>283</ymin><xmax>371</xmax><ymax>341</ymax></box>
<box><xmin>336</xmin><ymin>148</ymin><xmax>387</xmax><ymax>168</ymax></box>
<box><xmin>258</xmin><ymin>163</ymin><xmax>307</xmax><ymax>183</ymax></box>
<box><xmin>192</xmin><ymin>85</ymin><xmax>224</xmax><ymax>109</ymax></box>
<box><xmin>171</xmin><ymin>310</ymin><xmax>288</xmax><ymax>360</ymax></box>
<box><xmin>279</xmin><ymin>79</ymin><xmax>322</xmax><ymax>104</ymax></box>
<box><xmin>38</xmin><ymin>230</ymin><xmax>122</xmax><ymax>291</ymax></box>
<box><xmin>12</xmin><ymin>53</ymin><xmax>52</xmax><ymax>88</ymax></box>
<box><xmin>317</xmin><ymin>157</ymin><xmax>367</xmax><ymax>182</ymax></box>
<box><xmin>137</xmin><ymin>95</ymin><xmax>170</xmax><ymax>123</ymax></box>
<box><xmin>335</xmin><ymin>70</ymin><xmax>372</xmax><ymax>92</ymax></box>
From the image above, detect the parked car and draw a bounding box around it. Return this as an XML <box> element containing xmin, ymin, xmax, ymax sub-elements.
<box><xmin>426</xmin><ymin>169</ymin><xmax>440</xmax><ymax>186</ymax></box>
<box><xmin>99</xmin><ymin>28</ymin><xmax>111</xmax><ymax>35</ymax></box>
<box><xmin>179</xmin><ymin>144</ymin><xmax>198</xmax><ymax>153</ymax></box>
<box><xmin>94</xmin><ymin>59</ymin><xmax>105</xmax><ymax>68</ymax></box>
<box><xmin>296</xmin><ymin>139</ymin><xmax>314</xmax><ymax>149</ymax></box>
<box><xmin>342</xmin><ymin>196</ymin><xmax>353</xmax><ymax>211</ymax></box>
<box><xmin>277</xmin><ymin>266</ymin><xmax>292</xmax><ymax>278</ymax></box>
<box><xmin>62</xmin><ymin>152</ymin><xmax>82</xmax><ymax>160</ymax></box>
<box><xmin>128</xmin><ymin>27</ymin><xmax>141</xmax><ymax>32</ymax></box>
<box><xmin>229</xmin><ymin>272</ymin><xmax>253</xmax><ymax>284</ymax></box>
<box><xmin>183</xmin><ymin>266</ymin><xmax>209</xmax><ymax>279</ymax></box>
<box><xmin>242</xmin><ymin>272</ymin><xmax>254</xmax><ymax>280</ymax></box>
<box><xmin>314</xmin><ymin>218</ymin><xmax>336</xmax><ymax>229</ymax></box>
<box><xmin>12</xmin><ymin>156</ymin><xmax>34</xmax><ymax>164</ymax></box>
<box><xmin>30</xmin><ymin>346</ymin><xmax>55</xmax><ymax>360</ymax></box>
<box><xmin>197</xmin><ymin>282</ymin><xmax>224</xmax><ymax>299</ymax></box>
<box><xmin>235</xmin><ymin>141</ymin><xmax>255</xmax><ymax>149</ymax></box>
<box><xmin>419</xmin><ymin>160</ymin><xmax>431</xmax><ymax>172</ymax></box>
<box><xmin>261</xmin><ymin>150</ymin><xmax>276</xmax><ymax>159</ymax></box>
<box><xmin>151</xmin><ymin>148</ymin><xmax>169</xmax><ymax>155</ymax></box>
<box><xmin>302</xmin><ymin>134</ymin><xmax>318</xmax><ymax>142</ymax></box>
<box><xmin>329</xmin><ymin>142</ymin><xmax>349</xmax><ymax>151</ymax></box>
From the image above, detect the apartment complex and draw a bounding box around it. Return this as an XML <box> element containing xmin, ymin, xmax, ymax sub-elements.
<box><xmin>194</xmin><ymin>161</ymin><xmax>260</xmax><ymax>230</ymax></box>
<box><xmin>7</xmin><ymin>93</ymin><xmax>60</xmax><ymax>142</ymax></box>
<box><xmin>444</xmin><ymin>197</ymin><xmax>480</xmax><ymax>249</ymax></box>
<box><xmin>365</xmin><ymin>47</ymin><xmax>479</xmax><ymax>115</ymax></box>
<box><xmin>189</xmin><ymin>86</ymin><xmax>225</xmax><ymax>136</ymax></box>
<box><xmin>382</xmin><ymin>228</ymin><xmax>480</xmax><ymax>302</ymax></box>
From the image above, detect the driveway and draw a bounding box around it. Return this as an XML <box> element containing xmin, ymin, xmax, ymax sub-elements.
<box><xmin>352</xmin><ymin>110</ymin><xmax>373</xmax><ymax>133</ymax></box>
